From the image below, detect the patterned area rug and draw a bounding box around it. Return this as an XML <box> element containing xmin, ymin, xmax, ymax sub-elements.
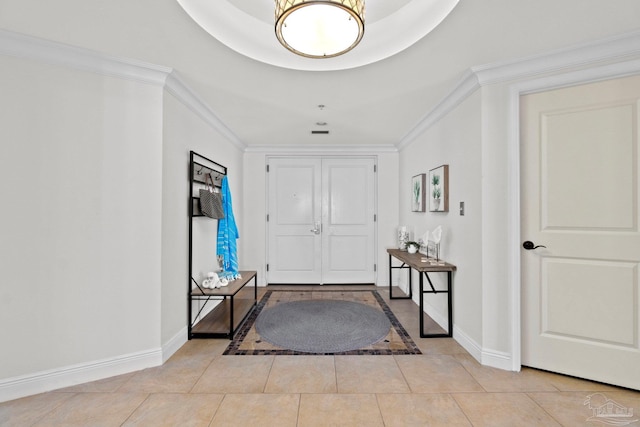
<box><xmin>223</xmin><ymin>290</ymin><xmax>421</xmax><ymax>355</ymax></box>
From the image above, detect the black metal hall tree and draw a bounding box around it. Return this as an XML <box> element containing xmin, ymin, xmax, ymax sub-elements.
<box><xmin>187</xmin><ymin>151</ymin><xmax>257</xmax><ymax>339</ymax></box>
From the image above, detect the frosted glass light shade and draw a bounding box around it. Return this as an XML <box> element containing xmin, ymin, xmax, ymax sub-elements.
<box><xmin>275</xmin><ymin>0</ymin><xmax>365</xmax><ymax>58</ymax></box>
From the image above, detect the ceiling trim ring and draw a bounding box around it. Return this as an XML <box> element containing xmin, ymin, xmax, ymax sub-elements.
<box><xmin>176</xmin><ymin>0</ymin><xmax>459</xmax><ymax>71</ymax></box>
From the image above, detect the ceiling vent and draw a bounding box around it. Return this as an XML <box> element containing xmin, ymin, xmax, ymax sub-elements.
<box><xmin>311</xmin><ymin>130</ymin><xmax>330</xmax><ymax>135</ymax></box>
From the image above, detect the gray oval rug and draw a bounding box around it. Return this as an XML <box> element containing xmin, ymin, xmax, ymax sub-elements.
<box><xmin>255</xmin><ymin>299</ymin><xmax>391</xmax><ymax>353</ymax></box>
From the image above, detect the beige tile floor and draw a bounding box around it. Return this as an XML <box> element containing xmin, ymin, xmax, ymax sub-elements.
<box><xmin>2</xmin><ymin>286</ymin><xmax>639</xmax><ymax>426</ymax></box>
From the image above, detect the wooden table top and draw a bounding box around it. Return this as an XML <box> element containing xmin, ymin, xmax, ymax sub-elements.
<box><xmin>191</xmin><ymin>270</ymin><xmax>257</xmax><ymax>296</ymax></box>
<box><xmin>387</xmin><ymin>248</ymin><xmax>457</xmax><ymax>272</ymax></box>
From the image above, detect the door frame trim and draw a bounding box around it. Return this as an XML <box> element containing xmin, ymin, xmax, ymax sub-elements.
<box><xmin>507</xmin><ymin>59</ymin><xmax>640</xmax><ymax>371</ymax></box>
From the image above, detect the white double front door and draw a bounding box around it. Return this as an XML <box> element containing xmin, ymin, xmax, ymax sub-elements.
<box><xmin>267</xmin><ymin>157</ymin><xmax>376</xmax><ymax>284</ymax></box>
<box><xmin>520</xmin><ymin>75</ymin><xmax>640</xmax><ymax>389</ymax></box>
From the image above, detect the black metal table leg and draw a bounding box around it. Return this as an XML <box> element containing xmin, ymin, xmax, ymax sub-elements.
<box><xmin>389</xmin><ymin>253</ymin><xmax>413</xmax><ymax>299</ymax></box>
<box><xmin>419</xmin><ymin>272</ymin><xmax>424</xmax><ymax>335</ymax></box>
<box><xmin>447</xmin><ymin>271</ymin><xmax>453</xmax><ymax>337</ymax></box>
<box><xmin>420</xmin><ymin>271</ymin><xmax>453</xmax><ymax>338</ymax></box>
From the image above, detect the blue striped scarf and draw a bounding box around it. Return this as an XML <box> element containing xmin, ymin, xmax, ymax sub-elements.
<box><xmin>216</xmin><ymin>176</ymin><xmax>240</xmax><ymax>280</ymax></box>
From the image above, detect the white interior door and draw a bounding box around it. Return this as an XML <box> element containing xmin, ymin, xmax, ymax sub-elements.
<box><xmin>321</xmin><ymin>158</ymin><xmax>376</xmax><ymax>284</ymax></box>
<box><xmin>267</xmin><ymin>158</ymin><xmax>322</xmax><ymax>283</ymax></box>
<box><xmin>267</xmin><ymin>157</ymin><xmax>376</xmax><ymax>284</ymax></box>
<box><xmin>520</xmin><ymin>75</ymin><xmax>640</xmax><ymax>389</ymax></box>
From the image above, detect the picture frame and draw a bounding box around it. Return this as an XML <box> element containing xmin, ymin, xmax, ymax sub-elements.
<box><xmin>411</xmin><ymin>174</ymin><xmax>426</xmax><ymax>212</ymax></box>
<box><xmin>429</xmin><ymin>165</ymin><xmax>449</xmax><ymax>212</ymax></box>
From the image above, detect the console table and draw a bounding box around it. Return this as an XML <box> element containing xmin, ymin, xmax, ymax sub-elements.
<box><xmin>387</xmin><ymin>248</ymin><xmax>456</xmax><ymax>338</ymax></box>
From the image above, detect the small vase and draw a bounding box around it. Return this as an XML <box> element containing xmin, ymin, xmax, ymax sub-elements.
<box><xmin>407</xmin><ymin>245</ymin><xmax>418</xmax><ymax>254</ymax></box>
<box><xmin>397</xmin><ymin>226</ymin><xmax>410</xmax><ymax>250</ymax></box>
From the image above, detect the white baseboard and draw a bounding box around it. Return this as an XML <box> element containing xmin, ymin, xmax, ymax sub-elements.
<box><xmin>162</xmin><ymin>327</ymin><xmax>188</xmax><ymax>363</ymax></box>
<box><xmin>453</xmin><ymin>324</ymin><xmax>515</xmax><ymax>371</ymax></box>
<box><xmin>481</xmin><ymin>348</ymin><xmax>515</xmax><ymax>371</ymax></box>
<box><xmin>420</xmin><ymin>300</ymin><xmax>516</xmax><ymax>371</ymax></box>
<box><xmin>452</xmin><ymin>324</ymin><xmax>483</xmax><ymax>362</ymax></box>
<box><xmin>0</xmin><ymin>348</ymin><xmax>162</xmax><ymax>403</ymax></box>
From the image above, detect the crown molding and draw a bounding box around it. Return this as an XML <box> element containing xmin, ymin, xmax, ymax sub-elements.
<box><xmin>472</xmin><ymin>29</ymin><xmax>640</xmax><ymax>86</ymax></box>
<box><xmin>4</xmin><ymin>28</ymin><xmax>640</xmax><ymax>153</ymax></box>
<box><xmin>244</xmin><ymin>144</ymin><xmax>398</xmax><ymax>154</ymax></box>
<box><xmin>0</xmin><ymin>29</ymin><xmax>171</xmax><ymax>85</ymax></box>
<box><xmin>0</xmin><ymin>29</ymin><xmax>244</xmax><ymax>149</ymax></box>
<box><xmin>164</xmin><ymin>72</ymin><xmax>246</xmax><ymax>151</ymax></box>
<box><xmin>397</xmin><ymin>70</ymin><xmax>480</xmax><ymax>150</ymax></box>
<box><xmin>398</xmin><ymin>30</ymin><xmax>640</xmax><ymax>150</ymax></box>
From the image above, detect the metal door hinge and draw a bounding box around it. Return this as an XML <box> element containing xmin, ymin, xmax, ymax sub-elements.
<box><xmin>374</xmin><ymin>264</ymin><xmax>377</xmax><ymax>272</ymax></box>
<box><xmin>266</xmin><ymin>164</ymin><xmax>270</xmax><ymax>172</ymax></box>
<box><xmin>266</xmin><ymin>264</ymin><xmax>269</xmax><ymax>271</ymax></box>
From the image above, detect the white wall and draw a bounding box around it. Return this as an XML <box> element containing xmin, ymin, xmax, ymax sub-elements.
<box><xmin>478</xmin><ymin>84</ymin><xmax>515</xmax><ymax>357</ymax></box>
<box><xmin>0</xmin><ymin>55</ymin><xmax>164</xmax><ymax>388</ymax></box>
<box><xmin>398</xmin><ymin>92</ymin><xmax>484</xmax><ymax>348</ymax></box>
<box><xmin>0</xmin><ymin>35</ymin><xmax>247</xmax><ymax>402</ymax></box>
<box><xmin>243</xmin><ymin>151</ymin><xmax>399</xmax><ymax>286</ymax></box>
<box><xmin>376</xmin><ymin>152</ymin><xmax>401</xmax><ymax>281</ymax></box>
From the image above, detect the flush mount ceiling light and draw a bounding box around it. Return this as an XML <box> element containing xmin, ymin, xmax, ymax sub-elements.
<box><xmin>275</xmin><ymin>0</ymin><xmax>365</xmax><ymax>58</ymax></box>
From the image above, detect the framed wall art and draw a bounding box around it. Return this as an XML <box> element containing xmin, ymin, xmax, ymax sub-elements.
<box><xmin>411</xmin><ymin>174</ymin><xmax>426</xmax><ymax>212</ymax></box>
<box><xmin>429</xmin><ymin>165</ymin><xmax>449</xmax><ymax>212</ymax></box>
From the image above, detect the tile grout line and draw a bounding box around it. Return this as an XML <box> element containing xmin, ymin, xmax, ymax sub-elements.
<box><xmin>118</xmin><ymin>392</ymin><xmax>152</xmax><ymax>426</ymax></box>
<box><xmin>454</xmin><ymin>355</ymin><xmax>490</xmax><ymax>393</ymax></box>
<box><xmin>295</xmin><ymin>393</ymin><xmax>302</xmax><ymax>427</ymax></box>
<box><xmin>373</xmin><ymin>393</ymin><xmax>389</xmax><ymax>427</ymax></box>
<box><xmin>448</xmin><ymin>392</ymin><xmax>477</xmax><ymax>427</ymax></box>
<box><xmin>333</xmin><ymin>356</ymin><xmax>340</xmax><ymax>394</ymax></box>
<box><xmin>261</xmin><ymin>355</ymin><xmax>276</xmax><ymax>394</ymax></box>
<box><xmin>391</xmin><ymin>355</ymin><xmax>414</xmax><ymax>394</ymax></box>
<box><xmin>525</xmin><ymin>391</ymin><xmax>567</xmax><ymax>427</ymax></box>
<box><xmin>187</xmin><ymin>353</ymin><xmax>218</xmax><ymax>395</ymax></box>
<box><xmin>207</xmin><ymin>393</ymin><xmax>228</xmax><ymax>426</ymax></box>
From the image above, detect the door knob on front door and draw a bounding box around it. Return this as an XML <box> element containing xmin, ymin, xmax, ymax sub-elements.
<box><xmin>310</xmin><ymin>221</ymin><xmax>321</xmax><ymax>235</ymax></box>
<box><xmin>523</xmin><ymin>240</ymin><xmax>546</xmax><ymax>250</ymax></box>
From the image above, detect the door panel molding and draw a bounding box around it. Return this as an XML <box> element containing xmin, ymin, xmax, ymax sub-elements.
<box><xmin>541</xmin><ymin>258</ymin><xmax>637</xmax><ymax>346</ymax></box>
<box><xmin>266</xmin><ymin>156</ymin><xmax>377</xmax><ymax>285</ymax></box>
